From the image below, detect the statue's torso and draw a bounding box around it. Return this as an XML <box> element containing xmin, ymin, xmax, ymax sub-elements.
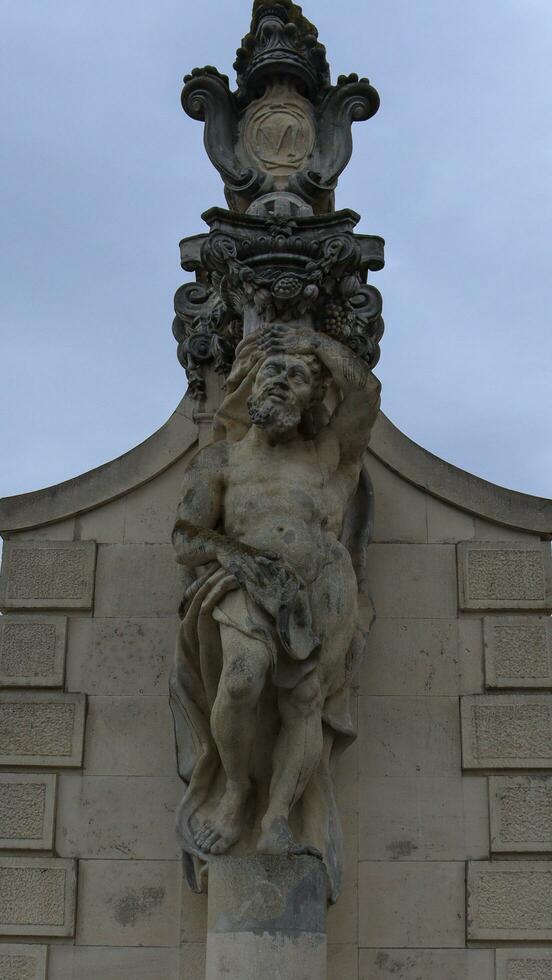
<box><xmin>222</xmin><ymin>432</ymin><xmax>357</xmax><ymax>584</ymax></box>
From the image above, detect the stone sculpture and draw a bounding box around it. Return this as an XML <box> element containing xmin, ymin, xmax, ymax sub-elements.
<box><xmin>170</xmin><ymin>322</ymin><xmax>380</xmax><ymax>899</ymax></box>
<box><xmin>169</xmin><ymin>0</ymin><xmax>385</xmax><ymax>928</ymax></box>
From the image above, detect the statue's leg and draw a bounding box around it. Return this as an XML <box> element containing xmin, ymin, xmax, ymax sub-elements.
<box><xmin>193</xmin><ymin>613</ymin><xmax>270</xmax><ymax>855</ymax></box>
<box><xmin>257</xmin><ymin>670</ymin><xmax>324</xmax><ymax>856</ymax></box>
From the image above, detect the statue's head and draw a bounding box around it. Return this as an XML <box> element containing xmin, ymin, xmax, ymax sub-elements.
<box><xmin>248</xmin><ymin>350</ymin><xmax>328</xmax><ymax>439</ymax></box>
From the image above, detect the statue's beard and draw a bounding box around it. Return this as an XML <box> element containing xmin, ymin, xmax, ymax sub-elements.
<box><xmin>248</xmin><ymin>390</ymin><xmax>302</xmax><ymax>437</ymax></box>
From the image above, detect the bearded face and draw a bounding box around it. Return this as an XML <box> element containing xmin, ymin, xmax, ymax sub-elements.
<box><xmin>248</xmin><ymin>354</ymin><xmax>319</xmax><ymax>439</ymax></box>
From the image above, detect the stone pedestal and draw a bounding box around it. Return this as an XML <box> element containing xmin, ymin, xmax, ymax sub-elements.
<box><xmin>205</xmin><ymin>854</ymin><xmax>328</xmax><ymax>980</ymax></box>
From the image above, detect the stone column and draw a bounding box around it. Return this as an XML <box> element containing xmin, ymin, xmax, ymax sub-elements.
<box><xmin>205</xmin><ymin>855</ymin><xmax>328</xmax><ymax>980</ymax></box>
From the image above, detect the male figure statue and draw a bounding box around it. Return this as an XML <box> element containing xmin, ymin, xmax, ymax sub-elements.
<box><xmin>170</xmin><ymin>323</ymin><xmax>380</xmax><ymax>896</ymax></box>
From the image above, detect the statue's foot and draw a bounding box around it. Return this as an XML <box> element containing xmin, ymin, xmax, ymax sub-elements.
<box><xmin>257</xmin><ymin>816</ymin><xmax>323</xmax><ymax>860</ymax></box>
<box><xmin>190</xmin><ymin>785</ymin><xmax>248</xmax><ymax>855</ymax></box>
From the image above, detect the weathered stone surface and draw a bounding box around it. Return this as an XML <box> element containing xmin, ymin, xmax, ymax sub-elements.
<box><xmin>496</xmin><ymin>949</ymin><xmax>552</xmax><ymax>980</ymax></box>
<box><xmin>360</xmin><ymin>619</ymin><xmax>460</xmax><ymax>696</ymax></box>
<box><xmin>426</xmin><ymin>496</ymin><xmax>475</xmax><ymax>544</ymax></box>
<box><xmin>181</xmin><ymin>887</ymin><xmax>208</xmax><ymax>943</ymax></box>
<box><xmin>83</xmin><ymin>697</ymin><xmax>175</xmax><ymax>776</ymax></box>
<box><xmin>123</xmin><ymin>461</ymin><xmax>188</xmax><ymax>543</ymax></box>
<box><xmin>206</xmin><ymin>855</ymin><xmax>327</xmax><ymax>980</ymax></box>
<box><xmin>360</xmin><ymin>949</ymin><xmax>494</xmax><ymax>980</ymax></box>
<box><xmin>328</xmin><ymin>945</ymin><xmax>357</xmax><ymax>980</ymax></box>
<box><xmin>365</xmin><ymin>544</ymin><xmax>458</xmax><ymax>618</ymax></box>
<box><xmin>0</xmin><ymin>773</ymin><xmax>56</xmax><ymax>850</ymax></box>
<box><xmin>56</xmin><ymin>774</ymin><xmax>181</xmax><ymax>859</ymax></box>
<box><xmin>0</xmin><ymin>540</ymin><xmax>96</xmax><ymax>611</ymax></box>
<box><xmin>94</xmin><ymin>544</ymin><xmax>184</xmax><ymax>617</ymax></box>
<box><xmin>370</xmin><ymin>456</ymin><xmax>428</xmax><ymax>544</ymax></box>
<box><xmin>484</xmin><ymin>616</ymin><xmax>552</xmax><ymax>688</ymax></box>
<box><xmin>75</xmin><ymin>497</ymin><xmax>126</xmax><ymax>544</ymax></box>
<box><xmin>467</xmin><ymin>860</ymin><xmax>552</xmax><ymax>940</ymax></box>
<box><xmin>461</xmin><ymin>694</ymin><xmax>552</xmax><ymax>769</ymax></box>
<box><xmin>0</xmin><ymin>615</ymin><xmax>66</xmax><ymax>687</ymax></box>
<box><xmin>359</xmin><ymin>861</ymin><xmax>465</xmax><ymax>947</ymax></box>
<box><xmin>0</xmin><ymin>692</ymin><xmax>86</xmax><ymax>767</ymax></box>
<box><xmin>0</xmin><ymin>945</ymin><xmax>47</xmax><ymax>980</ymax></box>
<box><xmin>48</xmin><ymin>946</ymin><xmax>178</xmax><ymax>979</ymax></box>
<box><xmin>458</xmin><ymin>616</ymin><xmax>486</xmax><ymax>694</ymax></box>
<box><xmin>76</xmin><ymin>859</ymin><xmax>180</xmax><ymax>946</ymax></box>
<box><xmin>490</xmin><ymin>775</ymin><xmax>552</xmax><ymax>853</ymax></box>
<box><xmin>0</xmin><ymin>856</ymin><xmax>76</xmax><ymax>937</ymax></box>
<box><xmin>359</xmin><ymin>776</ymin><xmax>489</xmax><ymax>861</ymax></box>
<box><xmin>66</xmin><ymin>617</ymin><xmax>176</xmax><ymax>696</ymax></box>
<box><xmin>358</xmin><ymin>696</ymin><xmax>461</xmax><ymax>777</ymax></box>
<box><xmin>457</xmin><ymin>540</ymin><xmax>552</xmax><ymax>611</ymax></box>
<box><xmin>179</xmin><ymin>944</ymin><xmax>206</xmax><ymax>980</ymax></box>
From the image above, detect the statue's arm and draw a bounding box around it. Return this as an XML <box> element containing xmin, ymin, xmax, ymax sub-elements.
<box><xmin>172</xmin><ymin>444</ymin><xmax>229</xmax><ymax>568</ymax></box>
<box><xmin>314</xmin><ymin>333</ymin><xmax>381</xmax><ymax>462</ymax></box>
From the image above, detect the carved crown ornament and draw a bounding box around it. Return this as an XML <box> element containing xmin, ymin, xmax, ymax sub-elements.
<box><xmin>174</xmin><ymin>0</ymin><xmax>385</xmax><ymax>400</ymax></box>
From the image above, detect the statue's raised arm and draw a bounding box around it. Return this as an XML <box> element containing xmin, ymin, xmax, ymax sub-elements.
<box><xmin>258</xmin><ymin>323</ymin><xmax>381</xmax><ymax>464</ymax></box>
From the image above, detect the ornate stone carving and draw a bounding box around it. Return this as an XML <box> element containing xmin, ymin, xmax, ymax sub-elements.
<box><xmin>171</xmin><ymin>324</ymin><xmax>380</xmax><ymax>901</ymax></box>
<box><xmin>173</xmin><ymin>205</ymin><xmax>385</xmax><ymax>397</ymax></box>
<box><xmin>180</xmin><ymin>1</ymin><xmax>379</xmax><ymax>212</ymax></box>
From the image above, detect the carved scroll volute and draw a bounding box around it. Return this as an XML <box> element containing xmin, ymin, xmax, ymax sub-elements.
<box><xmin>291</xmin><ymin>75</ymin><xmax>380</xmax><ymax>206</ymax></box>
<box><xmin>182</xmin><ymin>69</ymin><xmax>266</xmax><ymax>210</ymax></box>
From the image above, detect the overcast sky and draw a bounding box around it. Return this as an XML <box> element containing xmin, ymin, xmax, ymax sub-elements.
<box><xmin>2</xmin><ymin>0</ymin><xmax>551</xmax><ymax>503</ymax></box>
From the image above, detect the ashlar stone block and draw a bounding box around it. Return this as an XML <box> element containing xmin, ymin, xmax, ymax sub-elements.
<box><xmin>496</xmin><ymin>949</ymin><xmax>552</xmax><ymax>980</ymax></box>
<box><xmin>83</xmin><ymin>696</ymin><xmax>175</xmax><ymax>776</ymax></box>
<box><xmin>0</xmin><ymin>774</ymin><xmax>56</xmax><ymax>850</ymax></box>
<box><xmin>66</xmin><ymin>616</ymin><xmax>176</xmax><ymax>696</ymax></box>
<box><xmin>467</xmin><ymin>860</ymin><xmax>552</xmax><ymax>940</ymax></box>
<box><xmin>0</xmin><ymin>615</ymin><xmax>66</xmax><ymax>687</ymax></box>
<box><xmin>0</xmin><ymin>540</ymin><xmax>96</xmax><ymax>612</ymax></box>
<box><xmin>47</xmin><ymin>945</ymin><xmax>178</xmax><ymax>980</ymax></box>
<box><xmin>457</xmin><ymin>540</ymin><xmax>552</xmax><ymax>612</ymax></box>
<box><xmin>461</xmin><ymin>694</ymin><xmax>552</xmax><ymax>769</ymax></box>
<box><xmin>359</xmin><ymin>861</ymin><xmax>465</xmax><ymax>947</ymax></box>
<box><xmin>359</xmin><ymin>776</ymin><xmax>489</xmax><ymax>861</ymax></box>
<box><xmin>360</xmin><ymin>619</ymin><xmax>461</xmax><ymax>696</ymax></box>
<box><xmin>490</xmin><ymin>775</ymin><xmax>552</xmax><ymax>853</ymax></box>
<box><xmin>484</xmin><ymin>616</ymin><xmax>552</xmax><ymax>688</ymax></box>
<box><xmin>0</xmin><ymin>692</ymin><xmax>86</xmax><ymax>768</ymax></box>
<box><xmin>359</xmin><ymin>949</ymin><xmax>494</xmax><ymax>980</ymax></box>
<box><xmin>0</xmin><ymin>856</ymin><xmax>76</xmax><ymax>937</ymax></box>
<box><xmin>359</xmin><ymin>696</ymin><xmax>461</xmax><ymax>778</ymax></box>
<box><xmin>56</xmin><ymin>774</ymin><xmax>181</xmax><ymax>859</ymax></box>
<box><xmin>0</xmin><ymin>944</ymin><xmax>48</xmax><ymax>980</ymax></box>
<box><xmin>76</xmin><ymin>859</ymin><xmax>180</xmax><ymax>946</ymax></box>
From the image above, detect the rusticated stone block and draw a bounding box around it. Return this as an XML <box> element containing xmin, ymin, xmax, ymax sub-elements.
<box><xmin>0</xmin><ymin>615</ymin><xmax>67</xmax><ymax>687</ymax></box>
<box><xmin>0</xmin><ymin>692</ymin><xmax>86</xmax><ymax>767</ymax></box>
<box><xmin>0</xmin><ymin>774</ymin><xmax>56</xmax><ymax>850</ymax></box>
<box><xmin>0</xmin><ymin>540</ymin><xmax>96</xmax><ymax>611</ymax></box>
<box><xmin>461</xmin><ymin>695</ymin><xmax>552</xmax><ymax>769</ymax></box>
<box><xmin>0</xmin><ymin>945</ymin><xmax>47</xmax><ymax>979</ymax></box>
<box><xmin>467</xmin><ymin>861</ymin><xmax>552</xmax><ymax>940</ymax></box>
<box><xmin>0</xmin><ymin>856</ymin><xmax>76</xmax><ymax>937</ymax></box>
<box><xmin>490</xmin><ymin>776</ymin><xmax>552</xmax><ymax>853</ymax></box>
<box><xmin>457</xmin><ymin>541</ymin><xmax>552</xmax><ymax>612</ymax></box>
<box><xmin>496</xmin><ymin>949</ymin><xmax>552</xmax><ymax>980</ymax></box>
<box><xmin>484</xmin><ymin>616</ymin><xmax>552</xmax><ymax>688</ymax></box>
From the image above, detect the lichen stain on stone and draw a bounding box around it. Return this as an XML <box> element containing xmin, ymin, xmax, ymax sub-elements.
<box><xmin>113</xmin><ymin>886</ymin><xmax>165</xmax><ymax>926</ymax></box>
<box><xmin>386</xmin><ymin>839</ymin><xmax>419</xmax><ymax>859</ymax></box>
<box><xmin>375</xmin><ymin>951</ymin><xmax>406</xmax><ymax>973</ymax></box>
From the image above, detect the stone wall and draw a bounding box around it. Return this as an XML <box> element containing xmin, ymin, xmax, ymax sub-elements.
<box><xmin>1</xmin><ymin>399</ymin><xmax>551</xmax><ymax>978</ymax></box>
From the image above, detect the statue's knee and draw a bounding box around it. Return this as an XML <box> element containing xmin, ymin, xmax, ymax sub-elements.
<box><xmin>286</xmin><ymin>675</ymin><xmax>322</xmax><ymax>715</ymax></box>
<box><xmin>223</xmin><ymin>656</ymin><xmax>264</xmax><ymax>704</ymax></box>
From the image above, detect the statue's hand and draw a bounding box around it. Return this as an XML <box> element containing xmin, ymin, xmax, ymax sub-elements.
<box><xmin>217</xmin><ymin>543</ymin><xmax>299</xmax><ymax>619</ymax></box>
<box><xmin>258</xmin><ymin>323</ymin><xmax>317</xmax><ymax>358</ymax></box>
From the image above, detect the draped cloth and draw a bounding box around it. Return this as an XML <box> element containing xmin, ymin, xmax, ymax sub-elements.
<box><xmin>169</xmin><ymin>333</ymin><xmax>375</xmax><ymax>902</ymax></box>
